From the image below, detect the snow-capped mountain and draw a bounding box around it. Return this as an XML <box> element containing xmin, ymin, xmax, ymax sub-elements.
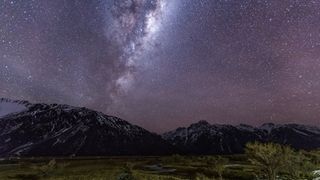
<box><xmin>0</xmin><ymin>99</ymin><xmax>173</xmax><ymax>157</ymax></box>
<box><xmin>163</xmin><ymin>121</ymin><xmax>320</xmax><ymax>154</ymax></box>
<box><xmin>1</xmin><ymin>98</ymin><xmax>319</xmax><ymax>156</ymax></box>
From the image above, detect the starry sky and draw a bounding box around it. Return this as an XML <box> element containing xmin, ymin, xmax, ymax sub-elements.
<box><xmin>1</xmin><ymin>0</ymin><xmax>320</xmax><ymax>132</ymax></box>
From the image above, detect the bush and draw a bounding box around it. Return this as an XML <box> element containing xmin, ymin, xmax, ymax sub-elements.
<box><xmin>245</xmin><ymin>142</ymin><xmax>318</xmax><ymax>180</ymax></box>
<box><xmin>200</xmin><ymin>156</ymin><xmax>228</xmax><ymax>180</ymax></box>
<box><xmin>117</xmin><ymin>163</ymin><xmax>135</xmax><ymax>180</ymax></box>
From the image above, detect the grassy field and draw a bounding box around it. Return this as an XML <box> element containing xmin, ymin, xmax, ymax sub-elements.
<box><xmin>0</xmin><ymin>155</ymin><xmax>256</xmax><ymax>180</ymax></box>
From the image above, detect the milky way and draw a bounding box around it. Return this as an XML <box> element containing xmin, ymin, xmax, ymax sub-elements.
<box><xmin>1</xmin><ymin>0</ymin><xmax>320</xmax><ymax>132</ymax></box>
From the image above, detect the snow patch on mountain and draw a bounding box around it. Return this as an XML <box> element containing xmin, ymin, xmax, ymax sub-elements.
<box><xmin>236</xmin><ymin>124</ymin><xmax>256</xmax><ymax>132</ymax></box>
<box><xmin>0</xmin><ymin>98</ymin><xmax>174</xmax><ymax>156</ymax></box>
<box><xmin>163</xmin><ymin>120</ymin><xmax>320</xmax><ymax>154</ymax></box>
<box><xmin>260</xmin><ymin>123</ymin><xmax>277</xmax><ymax>133</ymax></box>
<box><xmin>0</xmin><ymin>99</ymin><xmax>28</xmax><ymax>118</ymax></box>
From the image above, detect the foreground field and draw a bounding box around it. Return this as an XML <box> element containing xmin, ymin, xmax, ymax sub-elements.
<box><xmin>0</xmin><ymin>155</ymin><xmax>256</xmax><ymax>180</ymax></box>
<box><xmin>0</xmin><ymin>143</ymin><xmax>319</xmax><ymax>180</ymax></box>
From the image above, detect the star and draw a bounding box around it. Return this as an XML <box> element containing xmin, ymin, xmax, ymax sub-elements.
<box><xmin>1</xmin><ymin>0</ymin><xmax>320</xmax><ymax>132</ymax></box>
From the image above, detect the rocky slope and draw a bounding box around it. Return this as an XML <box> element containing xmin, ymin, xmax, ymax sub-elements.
<box><xmin>1</xmin><ymin>98</ymin><xmax>319</xmax><ymax>156</ymax></box>
<box><xmin>0</xmin><ymin>98</ymin><xmax>173</xmax><ymax>157</ymax></box>
<box><xmin>163</xmin><ymin>120</ymin><xmax>320</xmax><ymax>154</ymax></box>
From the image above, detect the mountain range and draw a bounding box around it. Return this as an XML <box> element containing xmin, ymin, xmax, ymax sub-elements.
<box><xmin>0</xmin><ymin>98</ymin><xmax>319</xmax><ymax>157</ymax></box>
<box><xmin>163</xmin><ymin>120</ymin><xmax>320</xmax><ymax>154</ymax></box>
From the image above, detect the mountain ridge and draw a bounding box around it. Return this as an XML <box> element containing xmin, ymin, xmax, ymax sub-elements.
<box><xmin>0</xmin><ymin>98</ymin><xmax>174</xmax><ymax>157</ymax></box>
<box><xmin>162</xmin><ymin>120</ymin><xmax>320</xmax><ymax>154</ymax></box>
<box><xmin>0</xmin><ymin>98</ymin><xmax>319</xmax><ymax>156</ymax></box>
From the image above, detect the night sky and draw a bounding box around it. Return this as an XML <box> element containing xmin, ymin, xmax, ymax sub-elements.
<box><xmin>1</xmin><ymin>0</ymin><xmax>320</xmax><ymax>132</ymax></box>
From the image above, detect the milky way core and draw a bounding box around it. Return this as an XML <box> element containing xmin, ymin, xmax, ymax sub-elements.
<box><xmin>1</xmin><ymin>0</ymin><xmax>320</xmax><ymax>132</ymax></box>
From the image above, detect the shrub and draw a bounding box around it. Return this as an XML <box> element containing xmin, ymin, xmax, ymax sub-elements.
<box><xmin>117</xmin><ymin>163</ymin><xmax>135</xmax><ymax>180</ymax></box>
<box><xmin>200</xmin><ymin>156</ymin><xmax>228</xmax><ymax>180</ymax></box>
<box><xmin>245</xmin><ymin>142</ymin><xmax>318</xmax><ymax>180</ymax></box>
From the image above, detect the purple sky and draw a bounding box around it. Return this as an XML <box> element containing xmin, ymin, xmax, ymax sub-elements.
<box><xmin>1</xmin><ymin>0</ymin><xmax>320</xmax><ymax>132</ymax></box>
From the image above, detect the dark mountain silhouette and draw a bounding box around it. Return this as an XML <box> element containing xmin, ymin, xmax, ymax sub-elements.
<box><xmin>1</xmin><ymin>98</ymin><xmax>319</xmax><ymax>156</ymax></box>
<box><xmin>163</xmin><ymin>120</ymin><xmax>320</xmax><ymax>154</ymax></box>
<box><xmin>0</xmin><ymin>98</ymin><xmax>173</xmax><ymax>157</ymax></box>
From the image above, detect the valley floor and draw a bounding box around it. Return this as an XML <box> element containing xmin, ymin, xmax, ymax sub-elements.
<box><xmin>0</xmin><ymin>155</ymin><xmax>256</xmax><ymax>180</ymax></box>
<box><xmin>0</xmin><ymin>155</ymin><xmax>319</xmax><ymax>180</ymax></box>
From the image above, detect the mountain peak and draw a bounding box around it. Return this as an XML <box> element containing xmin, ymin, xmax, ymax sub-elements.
<box><xmin>236</xmin><ymin>124</ymin><xmax>256</xmax><ymax>132</ymax></box>
<box><xmin>260</xmin><ymin>122</ymin><xmax>276</xmax><ymax>127</ymax></box>
<box><xmin>0</xmin><ymin>99</ymin><xmax>174</xmax><ymax>156</ymax></box>
<box><xmin>191</xmin><ymin>120</ymin><xmax>210</xmax><ymax>127</ymax></box>
<box><xmin>260</xmin><ymin>123</ymin><xmax>277</xmax><ymax>133</ymax></box>
<box><xmin>163</xmin><ymin>122</ymin><xmax>320</xmax><ymax>154</ymax></box>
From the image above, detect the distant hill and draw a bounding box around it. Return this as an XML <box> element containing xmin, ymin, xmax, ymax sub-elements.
<box><xmin>0</xmin><ymin>98</ymin><xmax>174</xmax><ymax>157</ymax></box>
<box><xmin>163</xmin><ymin>120</ymin><xmax>320</xmax><ymax>154</ymax></box>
